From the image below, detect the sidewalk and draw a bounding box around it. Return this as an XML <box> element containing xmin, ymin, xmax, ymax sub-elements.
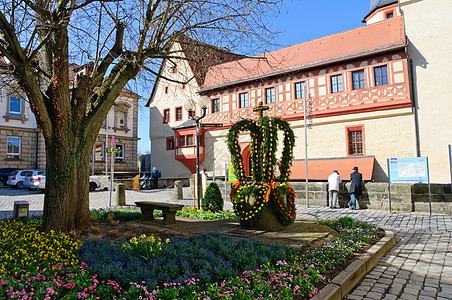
<box><xmin>296</xmin><ymin>207</ymin><xmax>452</xmax><ymax>300</ymax></box>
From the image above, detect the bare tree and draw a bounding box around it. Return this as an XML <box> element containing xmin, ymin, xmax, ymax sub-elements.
<box><xmin>0</xmin><ymin>0</ymin><xmax>281</xmax><ymax>232</ymax></box>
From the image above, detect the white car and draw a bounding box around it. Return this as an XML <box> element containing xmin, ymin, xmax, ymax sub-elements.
<box><xmin>36</xmin><ymin>175</ymin><xmax>101</xmax><ymax>192</ymax></box>
<box><xmin>89</xmin><ymin>177</ymin><xmax>102</xmax><ymax>191</ymax></box>
<box><xmin>7</xmin><ymin>170</ymin><xmax>34</xmax><ymax>189</ymax></box>
<box><xmin>24</xmin><ymin>170</ymin><xmax>46</xmax><ymax>190</ymax></box>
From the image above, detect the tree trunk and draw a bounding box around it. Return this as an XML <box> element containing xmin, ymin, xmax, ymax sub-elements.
<box><xmin>41</xmin><ymin>132</ymin><xmax>93</xmax><ymax>232</ymax></box>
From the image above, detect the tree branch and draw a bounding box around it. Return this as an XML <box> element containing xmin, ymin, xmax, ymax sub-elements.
<box><xmin>22</xmin><ymin>0</ymin><xmax>52</xmax><ymax>19</ymax></box>
<box><xmin>91</xmin><ymin>21</ymin><xmax>124</xmax><ymax>87</ymax></box>
<box><xmin>0</xmin><ymin>11</ymin><xmax>28</xmax><ymax>64</ymax></box>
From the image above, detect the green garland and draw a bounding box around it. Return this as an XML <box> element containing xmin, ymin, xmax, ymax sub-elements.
<box><xmin>226</xmin><ymin>119</ymin><xmax>262</xmax><ymax>185</ymax></box>
<box><xmin>227</xmin><ymin>114</ymin><xmax>296</xmax><ymax>228</ymax></box>
<box><xmin>231</xmin><ymin>182</ymin><xmax>297</xmax><ymax>227</ymax></box>
<box><xmin>231</xmin><ymin>183</ymin><xmax>270</xmax><ymax>228</ymax></box>
<box><xmin>272</xmin><ymin>118</ymin><xmax>295</xmax><ymax>183</ymax></box>
<box><xmin>268</xmin><ymin>184</ymin><xmax>297</xmax><ymax>226</ymax></box>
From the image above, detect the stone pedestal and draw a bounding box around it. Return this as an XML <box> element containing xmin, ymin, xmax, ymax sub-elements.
<box><xmin>114</xmin><ymin>183</ymin><xmax>126</xmax><ymax>206</ymax></box>
<box><xmin>253</xmin><ymin>206</ymin><xmax>287</xmax><ymax>232</ymax></box>
<box><xmin>174</xmin><ymin>180</ymin><xmax>183</xmax><ymax>199</ymax></box>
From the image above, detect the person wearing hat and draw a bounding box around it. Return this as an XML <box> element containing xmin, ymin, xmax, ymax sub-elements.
<box><xmin>328</xmin><ymin>170</ymin><xmax>341</xmax><ymax>208</ymax></box>
<box><xmin>349</xmin><ymin>166</ymin><xmax>362</xmax><ymax>210</ymax></box>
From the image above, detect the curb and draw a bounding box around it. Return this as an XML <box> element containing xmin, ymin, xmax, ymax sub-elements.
<box><xmin>312</xmin><ymin>230</ymin><xmax>395</xmax><ymax>300</ymax></box>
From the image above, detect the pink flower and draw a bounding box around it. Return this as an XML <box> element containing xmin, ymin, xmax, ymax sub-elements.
<box><xmin>64</xmin><ymin>282</ymin><xmax>76</xmax><ymax>289</ymax></box>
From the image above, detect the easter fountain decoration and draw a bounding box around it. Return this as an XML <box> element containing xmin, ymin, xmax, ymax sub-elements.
<box><xmin>227</xmin><ymin>101</ymin><xmax>296</xmax><ymax>231</ymax></box>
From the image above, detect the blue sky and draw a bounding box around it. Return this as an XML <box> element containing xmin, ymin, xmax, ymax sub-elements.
<box><xmin>137</xmin><ymin>0</ymin><xmax>372</xmax><ymax>154</ymax></box>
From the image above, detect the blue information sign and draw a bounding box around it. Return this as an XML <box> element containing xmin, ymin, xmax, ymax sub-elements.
<box><xmin>388</xmin><ymin>157</ymin><xmax>429</xmax><ymax>183</ymax></box>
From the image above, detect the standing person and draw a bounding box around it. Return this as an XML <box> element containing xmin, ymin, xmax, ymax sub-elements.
<box><xmin>151</xmin><ymin>167</ymin><xmax>159</xmax><ymax>189</ymax></box>
<box><xmin>328</xmin><ymin>170</ymin><xmax>341</xmax><ymax>208</ymax></box>
<box><xmin>348</xmin><ymin>166</ymin><xmax>362</xmax><ymax>210</ymax></box>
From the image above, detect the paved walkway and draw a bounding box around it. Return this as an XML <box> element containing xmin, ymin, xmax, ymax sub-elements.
<box><xmin>296</xmin><ymin>207</ymin><xmax>452</xmax><ymax>300</ymax></box>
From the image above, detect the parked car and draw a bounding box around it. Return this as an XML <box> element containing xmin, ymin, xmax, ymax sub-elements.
<box><xmin>36</xmin><ymin>175</ymin><xmax>101</xmax><ymax>192</ymax></box>
<box><xmin>0</xmin><ymin>168</ymin><xmax>19</xmax><ymax>188</ymax></box>
<box><xmin>7</xmin><ymin>170</ymin><xmax>34</xmax><ymax>189</ymax></box>
<box><xmin>89</xmin><ymin>177</ymin><xmax>102</xmax><ymax>191</ymax></box>
<box><xmin>24</xmin><ymin>170</ymin><xmax>46</xmax><ymax>190</ymax></box>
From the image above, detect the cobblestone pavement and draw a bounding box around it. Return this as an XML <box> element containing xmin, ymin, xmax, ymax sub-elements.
<box><xmin>0</xmin><ymin>187</ymin><xmax>233</xmax><ymax>219</ymax></box>
<box><xmin>296</xmin><ymin>207</ymin><xmax>452</xmax><ymax>300</ymax></box>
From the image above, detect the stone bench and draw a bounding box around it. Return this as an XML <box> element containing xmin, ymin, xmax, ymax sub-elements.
<box><xmin>135</xmin><ymin>201</ymin><xmax>184</xmax><ymax>225</ymax></box>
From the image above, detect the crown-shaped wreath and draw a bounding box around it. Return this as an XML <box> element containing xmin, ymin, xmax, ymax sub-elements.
<box><xmin>227</xmin><ymin>109</ymin><xmax>297</xmax><ymax>228</ymax></box>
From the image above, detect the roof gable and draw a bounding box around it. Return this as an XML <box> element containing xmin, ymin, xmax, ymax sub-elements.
<box><xmin>177</xmin><ymin>35</ymin><xmax>244</xmax><ymax>87</ymax></box>
<box><xmin>146</xmin><ymin>35</ymin><xmax>243</xmax><ymax>106</ymax></box>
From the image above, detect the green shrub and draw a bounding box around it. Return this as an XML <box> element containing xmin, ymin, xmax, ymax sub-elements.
<box><xmin>201</xmin><ymin>182</ymin><xmax>224</xmax><ymax>212</ymax></box>
<box><xmin>90</xmin><ymin>207</ymin><xmax>141</xmax><ymax>221</ymax></box>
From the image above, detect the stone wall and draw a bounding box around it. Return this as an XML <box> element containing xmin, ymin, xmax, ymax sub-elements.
<box><xmin>206</xmin><ymin>179</ymin><xmax>452</xmax><ymax>214</ymax></box>
<box><xmin>291</xmin><ymin>182</ymin><xmax>452</xmax><ymax>214</ymax></box>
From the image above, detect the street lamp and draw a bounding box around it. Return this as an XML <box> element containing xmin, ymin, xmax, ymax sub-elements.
<box><xmin>184</xmin><ymin>95</ymin><xmax>210</xmax><ymax>209</ymax></box>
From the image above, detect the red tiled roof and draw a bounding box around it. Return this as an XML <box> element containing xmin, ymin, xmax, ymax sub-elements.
<box><xmin>202</xmin><ymin>17</ymin><xmax>405</xmax><ymax>90</ymax></box>
<box><xmin>290</xmin><ymin>156</ymin><xmax>375</xmax><ymax>181</ymax></box>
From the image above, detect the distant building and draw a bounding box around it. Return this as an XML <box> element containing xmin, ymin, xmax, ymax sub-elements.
<box><xmin>147</xmin><ymin>0</ymin><xmax>452</xmax><ymax>183</ymax></box>
<box><xmin>0</xmin><ymin>62</ymin><xmax>140</xmax><ymax>174</ymax></box>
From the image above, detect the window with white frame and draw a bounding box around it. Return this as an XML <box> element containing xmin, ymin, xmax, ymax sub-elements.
<box><xmin>7</xmin><ymin>137</ymin><xmax>21</xmax><ymax>159</ymax></box>
<box><xmin>115</xmin><ymin>111</ymin><xmax>127</xmax><ymax>129</ymax></box>
<box><xmin>94</xmin><ymin>142</ymin><xmax>104</xmax><ymax>161</ymax></box>
<box><xmin>187</xmin><ymin>135</ymin><xmax>194</xmax><ymax>146</ymax></box>
<box><xmin>115</xmin><ymin>144</ymin><xmax>124</xmax><ymax>162</ymax></box>
<box><xmin>8</xmin><ymin>97</ymin><xmax>22</xmax><ymax>118</ymax></box>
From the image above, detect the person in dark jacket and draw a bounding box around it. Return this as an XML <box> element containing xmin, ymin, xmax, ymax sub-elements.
<box><xmin>348</xmin><ymin>166</ymin><xmax>362</xmax><ymax>210</ymax></box>
<box><xmin>151</xmin><ymin>167</ymin><xmax>159</xmax><ymax>189</ymax></box>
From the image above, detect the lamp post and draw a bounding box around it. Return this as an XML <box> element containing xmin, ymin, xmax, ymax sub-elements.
<box><xmin>184</xmin><ymin>96</ymin><xmax>210</xmax><ymax>209</ymax></box>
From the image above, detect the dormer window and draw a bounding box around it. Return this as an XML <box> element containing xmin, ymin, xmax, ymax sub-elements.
<box><xmin>386</xmin><ymin>12</ymin><xmax>394</xmax><ymax>19</ymax></box>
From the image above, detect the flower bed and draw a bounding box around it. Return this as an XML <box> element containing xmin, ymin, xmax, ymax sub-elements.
<box><xmin>0</xmin><ymin>212</ymin><xmax>379</xmax><ymax>299</ymax></box>
<box><xmin>90</xmin><ymin>207</ymin><xmax>237</xmax><ymax>221</ymax></box>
